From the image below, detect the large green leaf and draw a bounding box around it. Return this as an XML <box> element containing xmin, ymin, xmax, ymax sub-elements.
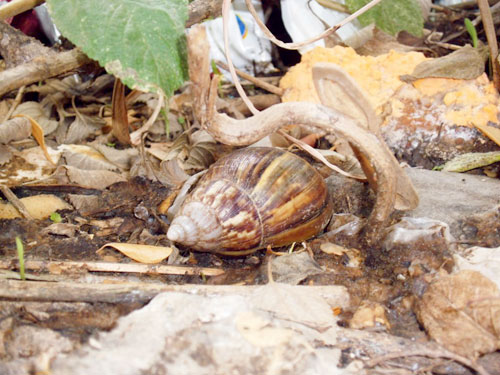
<box><xmin>46</xmin><ymin>0</ymin><xmax>189</xmax><ymax>96</ymax></box>
<box><xmin>346</xmin><ymin>0</ymin><xmax>424</xmax><ymax>37</ymax></box>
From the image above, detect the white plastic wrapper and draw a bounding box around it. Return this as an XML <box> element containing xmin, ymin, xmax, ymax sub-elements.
<box><xmin>204</xmin><ymin>0</ymin><xmax>274</xmax><ymax>80</ymax></box>
<box><xmin>280</xmin><ymin>0</ymin><xmax>361</xmax><ymax>54</ymax></box>
<box><xmin>454</xmin><ymin>246</ymin><xmax>500</xmax><ymax>290</ymax></box>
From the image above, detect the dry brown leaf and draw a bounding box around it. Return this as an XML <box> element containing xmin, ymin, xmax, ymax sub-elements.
<box><xmin>474</xmin><ymin>121</ymin><xmax>500</xmax><ymax>147</ymax></box>
<box><xmin>14</xmin><ymin>114</ymin><xmax>55</xmax><ymax>165</ymax></box>
<box><xmin>0</xmin><ymin>195</ymin><xmax>72</xmax><ymax>220</ymax></box>
<box><xmin>60</xmin><ymin>145</ymin><xmax>119</xmax><ymax>171</ymax></box>
<box><xmin>50</xmin><ymin>165</ymin><xmax>126</xmax><ymax>190</ymax></box>
<box><xmin>111</xmin><ymin>79</ymin><xmax>131</xmax><ymax>145</ymax></box>
<box><xmin>64</xmin><ymin>113</ymin><xmax>106</xmax><ymax>144</ymax></box>
<box><xmin>98</xmin><ymin>243</ymin><xmax>173</xmax><ymax>264</ymax></box>
<box><xmin>270</xmin><ymin>252</ymin><xmax>324</xmax><ymax>285</ymax></box>
<box><xmin>91</xmin><ymin>144</ymin><xmax>138</xmax><ymax>170</ymax></box>
<box><xmin>159</xmin><ymin>159</ymin><xmax>190</xmax><ymax>186</ymax></box>
<box><xmin>12</xmin><ymin>101</ymin><xmax>58</xmax><ymax>135</ymax></box>
<box><xmin>400</xmin><ymin>45</ymin><xmax>488</xmax><ymax>82</ymax></box>
<box><xmin>0</xmin><ymin>145</ymin><xmax>12</xmax><ymax>166</ymax></box>
<box><xmin>0</xmin><ymin>117</ymin><xmax>31</xmax><ymax>144</ymax></box>
<box><xmin>416</xmin><ymin>270</ymin><xmax>500</xmax><ymax>359</ymax></box>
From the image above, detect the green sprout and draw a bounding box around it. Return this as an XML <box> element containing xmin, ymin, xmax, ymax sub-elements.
<box><xmin>50</xmin><ymin>212</ymin><xmax>62</xmax><ymax>223</ymax></box>
<box><xmin>464</xmin><ymin>18</ymin><xmax>478</xmax><ymax>48</ymax></box>
<box><xmin>15</xmin><ymin>236</ymin><xmax>25</xmax><ymax>281</ymax></box>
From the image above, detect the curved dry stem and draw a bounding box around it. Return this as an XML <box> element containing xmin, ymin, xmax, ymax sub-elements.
<box><xmin>312</xmin><ymin>63</ymin><xmax>419</xmax><ymax>211</ymax></box>
<box><xmin>223</xmin><ymin>0</ymin><xmax>258</xmax><ymax>115</ymax></box>
<box><xmin>207</xmin><ymin>102</ymin><xmax>396</xmax><ymax>242</ymax></box>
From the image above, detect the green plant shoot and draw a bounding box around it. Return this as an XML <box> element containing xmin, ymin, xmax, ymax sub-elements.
<box><xmin>464</xmin><ymin>18</ymin><xmax>478</xmax><ymax>48</ymax></box>
<box><xmin>15</xmin><ymin>236</ymin><xmax>26</xmax><ymax>281</ymax></box>
<box><xmin>50</xmin><ymin>212</ymin><xmax>62</xmax><ymax>223</ymax></box>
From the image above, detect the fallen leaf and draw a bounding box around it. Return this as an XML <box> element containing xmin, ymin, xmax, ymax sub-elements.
<box><xmin>441</xmin><ymin>151</ymin><xmax>500</xmax><ymax>172</ymax></box>
<box><xmin>12</xmin><ymin>101</ymin><xmax>58</xmax><ymax>135</ymax></box>
<box><xmin>98</xmin><ymin>243</ymin><xmax>173</xmax><ymax>264</ymax></box>
<box><xmin>270</xmin><ymin>252</ymin><xmax>324</xmax><ymax>284</ymax></box>
<box><xmin>0</xmin><ymin>195</ymin><xmax>72</xmax><ymax>220</ymax></box>
<box><xmin>400</xmin><ymin>45</ymin><xmax>487</xmax><ymax>82</ymax></box>
<box><xmin>50</xmin><ymin>165</ymin><xmax>126</xmax><ymax>190</ymax></box>
<box><xmin>59</xmin><ymin>144</ymin><xmax>119</xmax><ymax>171</ymax></box>
<box><xmin>415</xmin><ymin>270</ymin><xmax>500</xmax><ymax>359</ymax></box>
<box><xmin>474</xmin><ymin>121</ymin><xmax>500</xmax><ymax>147</ymax></box>
<box><xmin>0</xmin><ymin>117</ymin><xmax>32</xmax><ymax>144</ymax></box>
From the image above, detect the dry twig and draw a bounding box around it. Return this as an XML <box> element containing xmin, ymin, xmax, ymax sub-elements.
<box><xmin>365</xmin><ymin>349</ymin><xmax>492</xmax><ymax>375</ymax></box>
<box><xmin>0</xmin><ymin>259</ymin><xmax>224</xmax><ymax>277</ymax></box>
<box><xmin>477</xmin><ymin>0</ymin><xmax>500</xmax><ymax>90</ymax></box>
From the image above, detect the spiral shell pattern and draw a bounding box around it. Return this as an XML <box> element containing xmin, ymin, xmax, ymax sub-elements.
<box><xmin>167</xmin><ymin>147</ymin><xmax>333</xmax><ymax>255</ymax></box>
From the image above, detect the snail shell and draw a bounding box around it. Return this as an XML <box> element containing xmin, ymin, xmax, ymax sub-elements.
<box><xmin>167</xmin><ymin>147</ymin><xmax>333</xmax><ymax>255</ymax></box>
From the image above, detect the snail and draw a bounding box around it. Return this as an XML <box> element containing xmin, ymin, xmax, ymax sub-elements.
<box><xmin>167</xmin><ymin>147</ymin><xmax>333</xmax><ymax>255</ymax></box>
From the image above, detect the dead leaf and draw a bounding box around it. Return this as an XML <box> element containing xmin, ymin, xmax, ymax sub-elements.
<box><xmin>12</xmin><ymin>101</ymin><xmax>58</xmax><ymax>135</ymax></box>
<box><xmin>350</xmin><ymin>301</ymin><xmax>390</xmax><ymax>330</ymax></box>
<box><xmin>159</xmin><ymin>159</ymin><xmax>190</xmax><ymax>186</ymax></box>
<box><xmin>64</xmin><ymin>112</ymin><xmax>106</xmax><ymax>144</ymax></box>
<box><xmin>0</xmin><ymin>116</ymin><xmax>31</xmax><ymax>144</ymax></box>
<box><xmin>0</xmin><ymin>145</ymin><xmax>12</xmax><ymax>166</ymax></box>
<box><xmin>14</xmin><ymin>114</ymin><xmax>55</xmax><ymax>165</ymax></box>
<box><xmin>474</xmin><ymin>121</ymin><xmax>500</xmax><ymax>147</ymax></box>
<box><xmin>50</xmin><ymin>165</ymin><xmax>126</xmax><ymax>190</ymax></box>
<box><xmin>0</xmin><ymin>195</ymin><xmax>72</xmax><ymax>220</ymax></box>
<box><xmin>111</xmin><ymin>79</ymin><xmax>131</xmax><ymax>144</ymax></box>
<box><xmin>98</xmin><ymin>243</ymin><xmax>173</xmax><ymax>264</ymax></box>
<box><xmin>415</xmin><ymin>270</ymin><xmax>500</xmax><ymax>359</ymax></box>
<box><xmin>60</xmin><ymin>145</ymin><xmax>119</xmax><ymax>171</ymax></box>
<box><xmin>91</xmin><ymin>143</ymin><xmax>138</xmax><ymax>170</ymax></box>
<box><xmin>400</xmin><ymin>45</ymin><xmax>488</xmax><ymax>82</ymax></box>
<box><xmin>270</xmin><ymin>252</ymin><xmax>324</xmax><ymax>284</ymax></box>
<box><xmin>441</xmin><ymin>151</ymin><xmax>500</xmax><ymax>172</ymax></box>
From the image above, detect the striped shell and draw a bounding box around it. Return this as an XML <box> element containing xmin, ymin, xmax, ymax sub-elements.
<box><xmin>167</xmin><ymin>147</ymin><xmax>333</xmax><ymax>255</ymax></box>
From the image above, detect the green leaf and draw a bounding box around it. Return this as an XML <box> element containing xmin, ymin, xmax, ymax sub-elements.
<box><xmin>345</xmin><ymin>0</ymin><xmax>424</xmax><ymax>37</ymax></box>
<box><xmin>50</xmin><ymin>212</ymin><xmax>62</xmax><ymax>223</ymax></box>
<box><xmin>46</xmin><ymin>0</ymin><xmax>189</xmax><ymax>96</ymax></box>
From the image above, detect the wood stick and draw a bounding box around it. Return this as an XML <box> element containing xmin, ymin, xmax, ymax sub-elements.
<box><xmin>0</xmin><ymin>0</ymin><xmax>226</xmax><ymax>97</ymax></box>
<box><xmin>0</xmin><ymin>0</ymin><xmax>45</xmax><ymax>21</ymax></box>
<box><xmin>0</xmin><ymin>184</ymin><xmax>33</xmax><ymax>219</ymax></box>
<box><xmin>0</xmin><ymin>259</ymin><xmax>224</xmax><ymax>277</ymax></box>
<box><xmin>215</xmin><ymin>61</ymin><xmax>284</xmax><ymax>96</ymax></box>
<box><xmin>0</xmin><ymin>48</ymin><xmax>91</xmax><ymax>98</ymax></box>
<box><xmin>0</xmin><ymin>279</ymin><xmax>350</xmax><ymax>304</ymax></box>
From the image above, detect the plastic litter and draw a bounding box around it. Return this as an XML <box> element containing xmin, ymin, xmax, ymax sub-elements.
<box><xmin>280</xmin><ymin>0</ymin><xmax>361</xmax><ymax>54</ymax></box>
<box><xmin>204</xmin><ymin>0</ymin><xmax>274</xmax><ymax>80</ymax></box>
